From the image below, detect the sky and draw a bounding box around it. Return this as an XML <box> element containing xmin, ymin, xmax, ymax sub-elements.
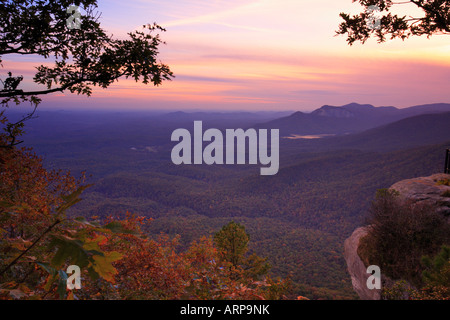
<box><xmin>3</xmin><ymin>0</ymin><xmax>450</xmax><ymax>112</ymax></box>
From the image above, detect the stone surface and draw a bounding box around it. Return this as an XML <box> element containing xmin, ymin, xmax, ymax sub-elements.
<box><xmin>344</xmin><ymin>227</ymin><xmax>381</xmax><ymax>300</ymax></box>
<box><xmin>390</xmin><ymin>173</ymin><xmax>450</xmax><ymax>217</ymax></box>
<box><xmin>344</xmin><ymin>173</ymin><xmax>450</xmax><ymax>299</ymax></box>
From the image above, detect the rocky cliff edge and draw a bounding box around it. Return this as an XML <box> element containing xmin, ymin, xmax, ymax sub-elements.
<box><xmin>344</xmin><ymin>173</ymin><xmax>450</xmax><ymax>300</ymax></box>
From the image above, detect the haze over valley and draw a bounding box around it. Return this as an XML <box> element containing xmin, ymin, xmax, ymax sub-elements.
<box><xmin>14</xmin><ymin>102</ymin><xmax>450</xmax><ymax>299</ymax></box>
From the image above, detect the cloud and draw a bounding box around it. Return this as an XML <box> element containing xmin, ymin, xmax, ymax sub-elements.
<box><xmin>176</xmin><ymin>75</ymin><xmax>241</xmax><ymax>83</ymax></box>
<box><xmin>160</xmin><ymin>0</ymin><xmax>263</xmax><ymax>28</ymax></box>
<box><xmin>292</xmin><ymin>89</ymin><xmax>340</xmax><ymax>96</ymax></box>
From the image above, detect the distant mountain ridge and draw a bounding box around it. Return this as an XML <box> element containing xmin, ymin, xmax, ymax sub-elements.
<box><xmin>257</xmin><ymin>102</ymin><xmax>450</xmax><ymax>136</ymax></box>
<box><xmin>281</xmin><ymin>111</ymin><xmax>450</xmax><ymax>153</ymax></box>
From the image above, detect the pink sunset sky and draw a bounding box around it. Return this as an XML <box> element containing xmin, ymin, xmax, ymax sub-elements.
<box><xmin>3</xmin><ymin>0</ymin><xmax>450</xmax><ymax>112</ymax></box>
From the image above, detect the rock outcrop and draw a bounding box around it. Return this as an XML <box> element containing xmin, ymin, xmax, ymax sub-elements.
<box><xmin>344</xmin><ymin>173</ymin><xmax>450</xmax><ymax>300</ymax></box>
<box><xmin>344</xmin><ymin>227</ymin><xmax>381</xmax><ymax>300</ymax></box>
<box><xmin>390</xmin><ymin>173</ymin><xmax>450</xmax><ymax>218</ymax></box>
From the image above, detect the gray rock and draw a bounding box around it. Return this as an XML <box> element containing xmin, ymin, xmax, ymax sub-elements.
<box><xmin>344</xmin><ymin>173</ymin><xmax>450</xmax><ymax>299</ymax></box>
<box><xmin>344</xmin><ymin>227</ymin><xmax>381</xmax><ymax>300</ymax></box>
<box><xmin>390</xmin><ymin>173</ymin><xmax>450</xmax><ymax>216</ymax></box>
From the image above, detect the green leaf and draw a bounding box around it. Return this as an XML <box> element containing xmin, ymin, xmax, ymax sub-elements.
<box><xmin>48</xmin><ymin>234</ymin><xmax>123</xmax><ymax>284</ymax></box>
<box><xmin>91</xmin><ymin>251</ymin><xmax>123</xmax><ymax>283</ymax></box>
<box><xmin>83</xmin><ymin>235</ymin><xmax>106</xmax><ymax>252</ymax></box>
<box><xmin>50</xmin><ymin>235</ymin><xmax>90</xmax><ymax>268</ymax></box>
<box><xmin>57</xmin><ymin>270</ymin><xmax>68</xmax><ymax>299</ymax></box>
<box><xmin>87</xmin><ymin>266</ymin><xmax>100</xmax><ymax>281</ymax></box>
<box><xmin>37</xmin><ymin>262</ymin><xmax>58</xmax><ymax>277</ymax></box>
<box><xmin>56</xmin><ymin>184</ymin><xmax>92</xmax><ymax>216</ymax></box>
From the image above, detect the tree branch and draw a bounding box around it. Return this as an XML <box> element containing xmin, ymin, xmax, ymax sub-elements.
<box><xmin>0</xmin><ymin>79</ymin><xmax>84</xmax><ymax>98</ymax></box>
<box><xmin>410</xmin><ymin>0</ymin><xmax>450</xmax><ymax>32</ymax></box>
<box><xmin>0</xmin><ymin>102</ymin><xmax>39</xmax><ymax>148</ymax></box>
<box><xmin>0</xmin><ymin>219</ymin><xmax>62</xmax><ymax>278</ymax></box>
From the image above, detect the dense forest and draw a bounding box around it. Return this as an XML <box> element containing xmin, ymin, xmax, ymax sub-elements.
<box><xmin>7</xmin><ymin>108</ymin><xmax>448</xmax><ymax>300</ymax></box>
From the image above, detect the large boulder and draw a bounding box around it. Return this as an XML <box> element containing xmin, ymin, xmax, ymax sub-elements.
<box><xmin>344</xmin><ymin>173</ymin><xmax>450</xmax><ymax>299</ymax></box>
<box><xmin>390</xmin><ymin>173</ymin><xmax>450</xmax><ymax>218</ymax></box>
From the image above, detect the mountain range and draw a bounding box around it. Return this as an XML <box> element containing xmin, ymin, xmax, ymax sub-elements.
<box><xmin>280</xmin><ymin>111</ymin><xmax>450</xmax><ymax>154</ymax></box>
<box><xmin>257</xmin><ymin>102</ymin><xmax>450</xmax><ymax>136</ymax></box>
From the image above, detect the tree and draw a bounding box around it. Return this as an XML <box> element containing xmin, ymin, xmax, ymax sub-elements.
<box><xmin>213</xmin><ymin>221</ymin><xmax>270</xmax><ymax>281</ymax></box>
<box><xmin>80</xmin><ymin>229</ymin><xmax>289</xmax><ymax>300</ymax></box>
<box><xmin>382</xmin><ymin>245</ymin><xmax>450</xmax><ymax>299</ymax></box>
<box><xmin>359</xmin><ymin>189</ymin><xmax>450</xmax><ymax>287</ymax></box>
<box><xmin>0</xmin><ymin>0</ymin><xmax>173</xmax><ymax>147</ymax></box>
<box><xmin>419</xmin><ymin>245</ymin><xmax>450</xmax><ymax>299</ymax></box>
<box><xmin>0</xmin><ymin>0</ymin><xmax>174</xmax><ymax>299</ymax></box>
<box><xmin>214</xmin><ymin>221</ymin><xmax>249</xmax><ymax>269</ymax></box>
<box><xmin>0</xmin><ymin>133</ymin><xmax>131</xmax><ymax>299</ymax></box>
<box><xmin>185</xmin><ymin>236</ymin><xmax>289</xmax><ymax>300</ymax></box>
<box><xmin>337</xmin><ymin>0</ymin><xmax>450</xmax><ymax>45</ymax></box>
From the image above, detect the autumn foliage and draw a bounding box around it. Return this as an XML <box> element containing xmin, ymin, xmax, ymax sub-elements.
<box><xmin>0</xmin><ymin>118</ymin><xmax>289</xmax><ymax>300</ymax></box>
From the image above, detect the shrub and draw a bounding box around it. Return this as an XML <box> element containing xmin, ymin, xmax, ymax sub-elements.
<box><xmin>362</xmin><ymin>189</ymin><xmax>450</xmax><ymax>287</ymax></box>
<box><xmin>437</xmin><ymin>179</ymin><xmax>450</xmax><ymax>186</ymax></box>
